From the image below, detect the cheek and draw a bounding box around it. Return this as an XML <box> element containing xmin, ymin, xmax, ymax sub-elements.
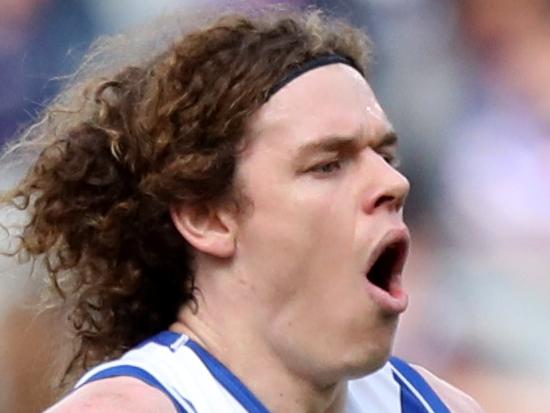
<box><xmin>295</xmin><ymin>183</ymin><xmax>361</xmax><ymax>254</ymax></box>
<box><xmin>248</xmin><ymin>179</ymin><xmax>355</xmax><ymax>247</ymax></box>
<box><xmin>236</xmin><ymin>158</ymin><xmax>364</xmax><ymax>292</ymax></box>
<box><xmin>242</xmin><ymin>186</ymin><xmax>359</xmax><ymax>290</ymax></box>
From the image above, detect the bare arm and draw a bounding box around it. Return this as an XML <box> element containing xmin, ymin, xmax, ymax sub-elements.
<box><xmin>43</xmin><ymin>377</ymin><xmax>178</xmax><ymax>413</ymax></box>
<box><xmin>413</xmin><ymin>365</ymin><xmax>485</xmax><ymax>413</ymax></box>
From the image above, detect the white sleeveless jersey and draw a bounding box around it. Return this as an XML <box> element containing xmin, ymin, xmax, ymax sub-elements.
<box><xmin>75</xmin><ymin>331</ymin><xmax>451</xmax><ymax>413</ymax></box>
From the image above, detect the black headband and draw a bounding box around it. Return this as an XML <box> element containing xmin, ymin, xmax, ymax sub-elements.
<box><xmin>266</xmin><ymin>54</ymin><xmax>363</xmax><ymax>100</ymax></box>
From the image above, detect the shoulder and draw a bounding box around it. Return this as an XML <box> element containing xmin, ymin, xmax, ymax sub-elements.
<box><xmin>412</xmin><ymin>364</ymin><xmax>485</xmax><ymax>413</ymax></box>
<box><xmin>43</xmin><ymin>377</ymin><xmax>178</xmax><ymax>413</ymax></box>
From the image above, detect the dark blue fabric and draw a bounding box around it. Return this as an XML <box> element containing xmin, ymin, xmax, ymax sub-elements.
<box><xmin>391</xmin><ymin>357</ymin><xmax>451</xmax><ymax>413</ymax></box>
<box><xmin>83</xmin><ymin>365</ymin><xmax>194</xmax><ymax>413</ymax></box>
<box><xmin>186</xmin><ymin>339</ymin><xmax>271</xmax><ymax>413</ymax></box>
<box><xmin>393</xmin><ymin>371</ymin><xmax>430</xmax><ymax>412</ymax></box>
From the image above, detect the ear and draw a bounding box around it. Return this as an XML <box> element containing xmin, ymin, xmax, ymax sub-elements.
<box><xmin>170</xmin><ymin>203</ymin><xmax>237</xmax><ymax>258</ymax></box>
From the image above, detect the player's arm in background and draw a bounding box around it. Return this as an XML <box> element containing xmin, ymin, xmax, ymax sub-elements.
<box><xmin>414</xmin><ymin>364</ymin><xmax>485</xmax><ymax>413</ymax></box>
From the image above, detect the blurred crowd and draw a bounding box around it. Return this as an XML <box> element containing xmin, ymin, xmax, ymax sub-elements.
<box><xmin>1</xmin><ymin>0</ymin><xmax>550</xmax><ymax>411</ymax></box>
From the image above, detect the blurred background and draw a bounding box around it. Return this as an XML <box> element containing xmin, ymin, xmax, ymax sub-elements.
<box><xmin>1</xmin><ymin>0</ymin><xmax>549</xmax><ymax>411</ymax></box>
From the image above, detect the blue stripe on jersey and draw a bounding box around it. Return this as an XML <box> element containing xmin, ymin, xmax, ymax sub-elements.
<box><xmin>83</xmin><ymin>365</ymin><xmax>194</xmax><ymax>413</ymax></box>
<box><xmin>137</xmin><ymin>330</ymin><xmax>182</xmax><ymax>348</ymax></box>
<box><xmin>390</xmin><ymin>357</ymin><xmax>451</xmax><ymax>413</ymax></box>
<box><xmin>392</xmin><ymin>371</ymin><xmax>430</xmax><ymax>413</ymax></box>
<box><xmin>186</xmin><ymin>339</ymin><xmax>271</xmax><ymax>413</ymax></box>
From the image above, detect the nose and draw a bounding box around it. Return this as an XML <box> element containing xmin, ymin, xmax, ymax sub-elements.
<box><xmin>361</xmin><ymin>154</ymin><xmax>410</xmax><ymax>215</ymax></box>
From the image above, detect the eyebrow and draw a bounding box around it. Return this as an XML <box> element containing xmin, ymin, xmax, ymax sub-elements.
<box><xmin>294</xmin><ymin>130</ymin><xmax>399</xmax><ymax>159</ymax></box>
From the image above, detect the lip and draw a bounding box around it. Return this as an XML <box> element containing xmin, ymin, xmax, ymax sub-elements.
<box><xmin>364</xmin><ymin>226</ymin><xmax>410</xmax><ymax>315</ymax></box>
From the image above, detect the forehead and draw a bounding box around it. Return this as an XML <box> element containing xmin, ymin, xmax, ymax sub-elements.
<box><xmin>243</xmin><ymin>63</ymin><xmax>392</xmax><ymax>154</ymax></box>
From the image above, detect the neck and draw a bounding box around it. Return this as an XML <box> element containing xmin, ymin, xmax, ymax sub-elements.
<box><xmin>170</xmin><ymin>293</ymin><xmax>348</xmax><ymax>413</ymax></box>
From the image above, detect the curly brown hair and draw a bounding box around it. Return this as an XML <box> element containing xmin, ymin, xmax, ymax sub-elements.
<box><xmin>0</xmin><ymin>6</ymin><xmax>372</xmax><ymax>384</ymax></box>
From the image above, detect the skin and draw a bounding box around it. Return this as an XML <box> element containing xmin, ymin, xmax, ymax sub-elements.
<box><xmin>43</xmin><ymin>377</ymin><xmax>177</xmax><ymax>413</ymax></box>
<box><xmin>45</xmin><ymin>64</ymin><xmax>485</xmax><ymax>412</ymax></box>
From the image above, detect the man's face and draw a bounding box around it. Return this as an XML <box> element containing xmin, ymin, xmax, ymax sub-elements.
<box><xmin>234</xmin><ymin>64</ymin><xmax>410</xmax><ymax>383</ymax></box>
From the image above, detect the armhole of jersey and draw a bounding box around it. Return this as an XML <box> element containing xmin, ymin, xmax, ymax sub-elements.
<box><xmin>79</xmin><ymin>365</ymin><xmax>193</xmax><ymax>413</ymax></box>
<box><xmin>390</xmin><ymin>357</ymin><xmax>451</xmax><ymax>413</ymax></box>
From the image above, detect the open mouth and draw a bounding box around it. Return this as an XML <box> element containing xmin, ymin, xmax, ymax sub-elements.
<box><xmin>365</xmin><ymin>239</ymin><xmax>408</xmax><ymax>294</ymax></box>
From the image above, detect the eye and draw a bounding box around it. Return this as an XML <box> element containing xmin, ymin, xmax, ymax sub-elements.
<box><xmin>309</xmin><ymin>160</ymin><xmax>342</xmax><ymax>175</ymax></box>
<box><xmin>378</xmin><ymin>149</ymin><xmax>400</xmax><ymax>168</ymax></box>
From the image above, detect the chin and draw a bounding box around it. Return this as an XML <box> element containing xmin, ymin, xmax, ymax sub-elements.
<box><xmin>318</xmin><ymin>340</ymin><xmax>393</xmax><ymax>384</ymax></box>
<box><xmin>345</xmin><ymin>346</ymin><xmax>392</xmax><ymax>379</ymax></box>
<box><xmin>345</xmin><ymin>323</ymin><xmax>398</xmax><ymax>379</ymax></box>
